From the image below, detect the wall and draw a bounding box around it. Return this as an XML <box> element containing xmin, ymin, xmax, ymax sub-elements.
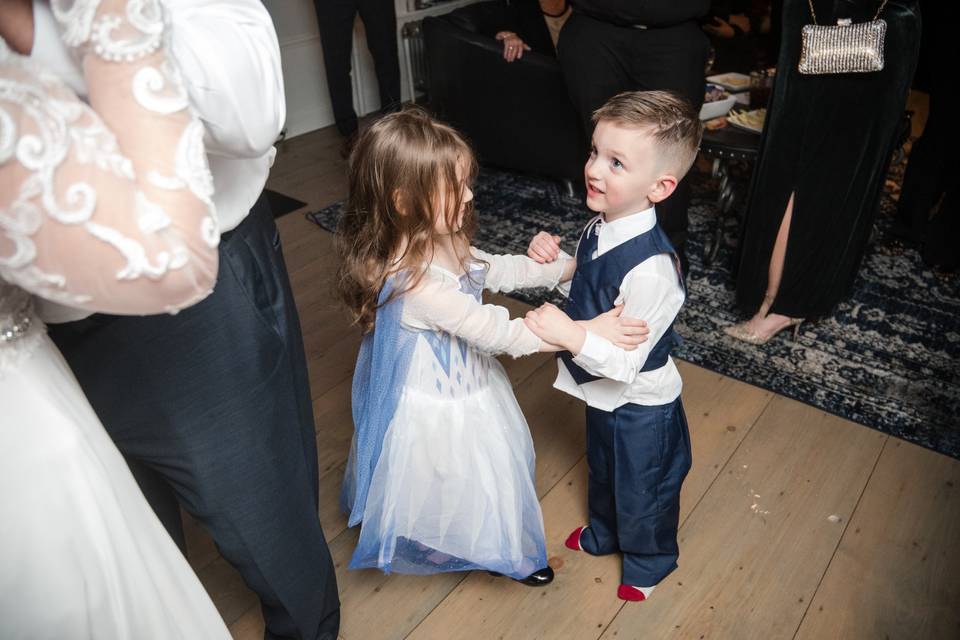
<box><xmin>264</xmin><ymin>0</ymin><xmax>485</xmax><ymax>138</ymax></box>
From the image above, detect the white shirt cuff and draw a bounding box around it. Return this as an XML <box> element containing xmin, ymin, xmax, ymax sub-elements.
<box><xmin>556</xmin><ymin>250</ymin><xmax>574</xmax><ymax>297</ymax></box>
<box><xmin>526</xmin><ymin>335</ymin><xmax>544</xmax><ymax>357</ymax></box>
<box><xmin>572</xmin><ymin>330</ymin><xmax>611</xmax><ymax>372</ymax></box>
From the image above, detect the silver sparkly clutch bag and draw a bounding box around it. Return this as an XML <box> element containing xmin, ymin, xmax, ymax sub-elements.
<box><xmin>798</xmin><ymin>0</ymin><xmax>888</xmax><ymax>75</ymax></box>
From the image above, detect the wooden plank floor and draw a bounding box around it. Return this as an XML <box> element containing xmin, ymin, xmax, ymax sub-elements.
<box><xmin>183</xmin><ymin>124</ymin><xmax>960</xmax><ymax>640</ymax></box>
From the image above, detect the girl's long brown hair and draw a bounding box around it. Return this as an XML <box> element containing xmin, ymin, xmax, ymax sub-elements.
<box><xmin>335</xmin><ymin>108</ymin><xmax>478</xmax><ymax>333</ymax></box>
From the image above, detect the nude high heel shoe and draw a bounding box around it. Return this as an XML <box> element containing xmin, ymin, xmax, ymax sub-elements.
<box><xmin>723</xmin><ymin>316</ymin><xmax>803</xmax><ymax>345</ymax></box>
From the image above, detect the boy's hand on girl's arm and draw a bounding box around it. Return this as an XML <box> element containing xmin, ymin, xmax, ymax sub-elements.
<box><xmin>524</xmin><ymin>303</ymin><xmax>585</xmax><ymax>355</ymax></box>
<box><xmin>577</xmin><ymin>305</ymin><xmax>649</xmax><ymax>351</ymax></box>
<box><xmin>527</xmin><ymin>231</ymin><xmax>562</xmax><ymax>264</ymax></box>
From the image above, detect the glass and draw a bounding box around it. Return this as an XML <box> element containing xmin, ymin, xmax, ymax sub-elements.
<box><xmin>749</xmin><ymin>69</ymin><xmax>773</xmax><ymax>108</ymax></box>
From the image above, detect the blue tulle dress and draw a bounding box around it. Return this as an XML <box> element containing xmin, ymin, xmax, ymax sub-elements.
<box><xmin>342</xmin><ymin>260</ymin><xmax>551</xmax><ymax>580</ymax></box>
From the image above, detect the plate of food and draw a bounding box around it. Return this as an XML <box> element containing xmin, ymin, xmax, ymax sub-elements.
<box><xmin>706</xmin><ymin>72</ymin><xmax>751</xmax><ymax>92</ymax></box>
<box><xmin>703</xmin><ymin>116</ymin><xmax>728</xmax><ymax>131</ymax></box>
<box><xmin>700</xmin><ymin>83</ymin><xmax>737</xmax><ymax>120</ymax></box>
<box><xmin>726</xmin><ymin>108</ymin><xmax>766</xmax><ymax>133</ymax></box>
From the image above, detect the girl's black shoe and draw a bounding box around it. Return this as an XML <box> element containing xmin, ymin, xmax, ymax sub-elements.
<box><xmin>487</xmin><ymin>566</ymin><xmax>554</xmax><ymax>587</ymax></box>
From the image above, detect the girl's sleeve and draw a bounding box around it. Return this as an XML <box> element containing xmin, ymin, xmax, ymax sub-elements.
<box><xmin>402</xmin><ymin>272</ymin><xmax>541</xmax><ymax>358</ymax></box>
<box><xmin>471</xmin><ymin>247</ymin><xmax>572</xmax><ymax>293</ymax></box>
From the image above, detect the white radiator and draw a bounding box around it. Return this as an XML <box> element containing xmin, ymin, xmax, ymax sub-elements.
<box><xmin>401</xmin><ymin>19</ymin><xmax>428</xmax><ymax>100</ymax></box>
<box><xmin>397</xmin><ymin>0</ymin><xmax>485</xmax><ymax>103</ymax></box>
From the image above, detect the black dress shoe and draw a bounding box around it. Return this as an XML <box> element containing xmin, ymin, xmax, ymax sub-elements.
<box><xmin>487</xmin><ymin>566</ymin><xmax>554</xmax><ymax>587</ymax></box>
<box><xmin>519</xmin><ymin>566</ymin><xmax>554</xmax><ymax>586</ymax></box>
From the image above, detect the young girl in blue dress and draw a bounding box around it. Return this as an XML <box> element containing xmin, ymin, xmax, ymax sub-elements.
<box><xmin>335</xmin><ymin>109</ymin><xmax>643</xmax><ymax>585</ymax></box>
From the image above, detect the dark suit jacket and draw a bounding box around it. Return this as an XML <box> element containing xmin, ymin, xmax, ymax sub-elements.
<box><xmin>571</xmin><ymin>0</ymin><xmax>710</xmax><ymax>26</ymax></box>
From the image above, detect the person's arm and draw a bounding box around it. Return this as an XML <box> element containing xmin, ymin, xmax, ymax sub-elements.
<box><xmin>571</xmin><ymin>0</ymin><xmax>710</xmax><ymax>27</ymax></box>
<box><xmin>527</xmin><ymin>230</ymin><xmax>579</xmax><ymax>297</ymax></box>
<box><xmin>472</xmin><ymin>246</ymin><xmax>574</xmax><ymax>293</ymax></box>
<box><xmin>160</xmin><ymin>0</ymin><xmax>285</xmax><ymax>158</ymax></box>
<box><xmin>703</xmin><ymin>13</ymin><xmax>751</xmax><ymax>38</ymax></box>
<box><xmin>473</xmin><ymin>246</ymin><xmax>648</xmax><ymax>350</ymax></box>
<box><xmin>495</xmin><ymin>30</ymin><xmax>531</xmax><ymax>62</ymax></box>
<box><xmin>402</xmin><ymin>273</ymin><xmax>547</xmax><ymax>357</ymax></box>
<box><xmin>29</xmin><ymin>0</ymin><xmax>285</xmax><ymax>159</ymax></box>
<box><xmin>0</xmin><ymin>0</ymin><xmax>219</xmax><ymax>315</ymax></box>
<box><xmin>524</xmin><ymin>267</ymin><xmax>681</xmax><ymax>382</ymax></box>
<box><xmin>572</xmin><ymin>270</ymin><xmax>678</xmax><ymax>382</ymax></box>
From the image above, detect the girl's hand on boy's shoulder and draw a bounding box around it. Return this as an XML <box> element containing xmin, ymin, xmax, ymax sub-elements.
<box><xmin>528</xmin><ymin>231</ymin><xmax>562</xmax><ymax>263</ymax></box>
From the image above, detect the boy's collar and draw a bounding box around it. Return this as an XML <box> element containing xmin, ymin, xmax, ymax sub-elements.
<box><xmin>595</xmin><ymin>206</ymin><xmax>657</xmax><ymax>248</ymax></box>
<box><xmin>600</xmin><ymin>205</ymin><xmax>657</xmax><ymax>229</ymax></box>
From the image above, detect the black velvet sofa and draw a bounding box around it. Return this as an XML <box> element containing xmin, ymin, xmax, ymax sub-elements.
<box><xmin>423</xmin><ymin>2</ymin><xmax>587</xmax><ymax>186</ymax></box>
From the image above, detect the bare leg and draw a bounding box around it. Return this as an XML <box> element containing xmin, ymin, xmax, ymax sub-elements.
<box><xmin>725</xmin><ymin>192</ymin><xmax>803</xmax><ymax>343</ymax></box>
<box><xmin>751</xmin><ymin>191</ymin><xmax>795</xmax><ymax>320</ymax></box>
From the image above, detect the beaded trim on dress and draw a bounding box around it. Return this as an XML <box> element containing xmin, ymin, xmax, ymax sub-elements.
<box><xmin>0</xmin><ymin>284</ymin><xmax>45</xmax><ymax>375</ymax></box>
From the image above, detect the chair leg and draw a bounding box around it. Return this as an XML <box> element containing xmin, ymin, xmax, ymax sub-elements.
<box><xmin>709</xmin><ymin>185</ymin><xmax>736</xmax><ymax>265</ymax></box>
<box><xmin>705</xmin><ymin>157</ymin><xmax>730</xmax><ymax>266</ymax></box>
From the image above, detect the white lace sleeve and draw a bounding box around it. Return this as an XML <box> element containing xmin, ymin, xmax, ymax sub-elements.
<box><xmin>402</xmin><ymin>270</ymin><xmax>542</xmax><ymax>358</ymax></box>
<box><xmin>0</xmin><ymin>0</ymin><xmax>219</xmax><ymax>316</ymax></box>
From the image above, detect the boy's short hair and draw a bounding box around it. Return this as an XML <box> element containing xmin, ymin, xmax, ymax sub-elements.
<box><xmin>592</xmin><ymin>90</ymin><xmax>703</xmax><ymax>179</ymax></box>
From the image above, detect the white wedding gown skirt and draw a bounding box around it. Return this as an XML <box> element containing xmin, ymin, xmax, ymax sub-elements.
<box><xmin>0</xmin><ymin>329</ymin><xmax>230</xmax><ymax>639</ymax></box>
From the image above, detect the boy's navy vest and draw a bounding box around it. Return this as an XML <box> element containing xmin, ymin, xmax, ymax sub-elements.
<box><xmin>558</xmin><ymin>217</ymin><xmax>685</xmax><ymax>386</ymax></box>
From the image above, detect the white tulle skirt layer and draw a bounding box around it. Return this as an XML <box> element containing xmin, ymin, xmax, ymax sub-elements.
<box><xmin>350</xmin><ymin>358</ymin><xmax>548</xmax><ymax>580</ymax></box>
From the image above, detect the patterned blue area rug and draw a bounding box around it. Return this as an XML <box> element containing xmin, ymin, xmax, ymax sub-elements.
<box><xmin>307</xmin><ymin>166</ymin><xmax>960</xmax><ymax>459</ymax></box>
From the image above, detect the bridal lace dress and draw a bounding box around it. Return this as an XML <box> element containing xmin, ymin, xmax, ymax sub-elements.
<box><xmin>0</xmin><ymin>1</ymin><xmax>230</xmax><ymax>636</ymax></box>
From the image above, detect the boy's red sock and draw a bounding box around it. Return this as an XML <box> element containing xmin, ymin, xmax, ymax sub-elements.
<box><xmin>564</xmin><ymin>526</ymin><xmax>586</xmax><ymax>551</ymax></box>
<box><xmin>617</xmin><ymin>584</ymin><xmax>656</xmax><ymax>602</ymax></box>
<box><xmin>566</xmin><ymin>526</ymin><xmax>656</xmax><ymax>601</ymax></box>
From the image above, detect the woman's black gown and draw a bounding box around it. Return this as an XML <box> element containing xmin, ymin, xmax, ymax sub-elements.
<box><xmin>735</xmin><ymin>0</ymin><xmax>921</xmax><ymax>318</ymax></box>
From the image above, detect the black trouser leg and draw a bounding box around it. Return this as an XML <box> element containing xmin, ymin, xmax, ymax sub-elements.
<box><xmin>357</xmin><ymin>0</ymin><xmax>402</xmax><ymax>112</ymax></box>
<box><xmin>315</xmin><ymin>0</ymin><xmax>360</xmax><ymax>136</ymax></box>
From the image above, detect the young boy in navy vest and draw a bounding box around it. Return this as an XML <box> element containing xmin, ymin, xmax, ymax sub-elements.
<box><xmin>524</xmin><ymin>90</ymin><xmax>702</xmax><ymax>602</ymax></box>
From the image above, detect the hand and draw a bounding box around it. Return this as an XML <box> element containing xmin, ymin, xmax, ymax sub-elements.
<box><xmin>524</xmin><ymin>302</ymin><xmax>584</xmax><ymax>354</ymax></box>
<box><xmin>703</xmin><ymin>16</ymin><xmax>735</xmax><ymax>38</ymax></box>
<box><xmin>728</xmin><ymin>14</ymin><xmax>751</xmax><ymax>34</ymax></box>
<box><xmin>528</xmin><ymin>231</ymin><xmax>562</xmax><ymax>263</ymax></box>
<box><xmin>495</xmin><ymin>31</ymin><xmax>531</xmax><ymax>63</ymax></box>
<box><xmin>577</xmin><ymin>306</ymin><xmax>649</xmax><ymax>351</ymax></box>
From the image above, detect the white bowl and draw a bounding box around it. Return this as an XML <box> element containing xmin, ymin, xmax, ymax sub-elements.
<box><xmin>706</xmin><ymin>72</ymin><xmax>751</xmax><ymax>92</ymax></box>
<box><xmin>699</xmin><ymin>95</ymin><xmax>736</xmax><ymax>121</ymax></box>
